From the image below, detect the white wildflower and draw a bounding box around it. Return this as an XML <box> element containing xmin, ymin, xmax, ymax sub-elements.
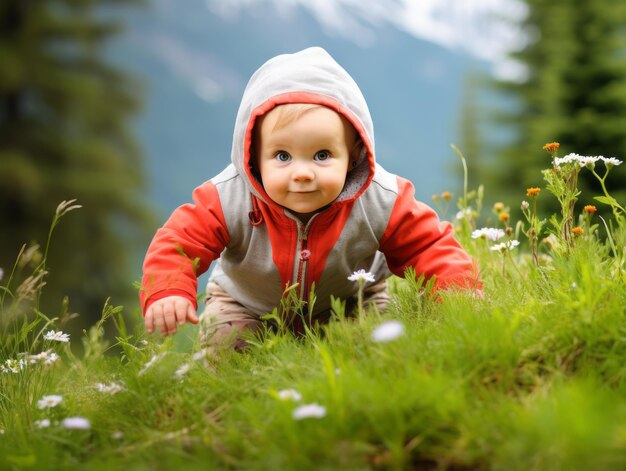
<box><xmin>138</xmin><ymin>353</ymin><xmax>166</xmax><ymax>376</ymax></box>
<box><xmin>347</xmin><ymin>269</ymin><xmax>375</xmax><ymax>283</ymax></box>
<box><xmin>43</xmin><ymin>352</ymin><xmax>60</xmax><ymax>365</ymax></box>
<box><xmin>471</xmin><ymin>227</ymin><xmax>505</xmax><ymax>242</ymax></box>
<box><xmin>371</xmin><ymin>320</ymin><xmax>405</xmax><ymax>343</ymax></box>
<box><xmin>192</xmin><ymin>348</ymin><xmax>212</xmax><ymax>361</ymax></box>
<box><xmin>61</xmin><ymin>417</ymin><xmax>91</xmax><ymax>430</ymax></box>
<box><xmin>174</xmin><ymin>363</ymin><xmax>191</xmax><ymax>379</ymax></box>
<box><xmin>455</xmin><ymin>208</ymin><xmax>472</xmax><ymax>220</ymax></box>
<box><xmin>292</xmin><ymin>403</ymin><xmax>327</xmax><ymax>420</ymax></box>
<box><xmin>43</xmin><ymin>330</ymin><xmax>70</xmax><ymax>343</ymax></box>
<box><xmin>1</xmin><ymin>358</ymin><xmax>24</xmax><ymax>374</ymax></box>
<box><xmin>554</xmin><ymin>153</ymin><xmax>581</xmax><ymax>167</ymax></box>
<box><xmin>34</xmin><ymin>419</ymin><xmax>51</xmax><ymax>429</ymax></box>
<box><xmin>577</xmin><ymin>156</ymin><xmax>600</xmax><ymax>168</ymax></box>
<box><xmin>94</xmin><ymin>382</ymin><xmax>125</xmax><ymax>394</ymax></box>
<box><xmin>37</xmin><ymin>395</ymin><xmax>62</xmax><ymax>409</ymax></box>
<box><xmin>601</xmin><ymin>157</ymin><xmax>622</xmax><ymax>167</ymax></box>
<box><xmin>521</xmin><ymin>200</ymin><xmax>530</xmax><ymax>210</ymax></box>
<box><xmin>29</xmin><ymin>350</ymin><xmax>60</xmax><ymax>366</ymax></box>
<box><xmin>490</xmin><ymin>240</ymin><xmax>520</xmax><ymax>252</ymax></box>
<box><xmin>278</xmin><ymin>389</ymin><xmax>302</xmax><ymax>402</ymax></box>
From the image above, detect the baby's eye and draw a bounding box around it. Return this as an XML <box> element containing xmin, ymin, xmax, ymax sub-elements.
<box><xmin>314</xmin><ymin>150</ymin><xmax>331</xmax><ymax>161</ymax></box>
<box><xmin>275</xmin><ymin>151</ymin><xmax>291</xmax><ymax>162</ymax></box>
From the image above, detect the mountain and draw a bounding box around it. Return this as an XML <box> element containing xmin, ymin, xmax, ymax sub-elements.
<box><xmin>107</xmin><ymin>0</ymin><xmax>490</xmax><ymax>218</ymax></box>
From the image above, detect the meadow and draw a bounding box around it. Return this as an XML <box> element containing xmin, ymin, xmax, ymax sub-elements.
<box><xmin>1</xmin><ymin>143</ymin><xmax>625</xmax><ymax>470</ymax></box>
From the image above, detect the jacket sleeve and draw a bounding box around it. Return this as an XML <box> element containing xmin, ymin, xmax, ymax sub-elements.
<box><xmin>140</xmin><ymin>181</ymin><xmax>230</xmax><ymax>314</ymax></box>
<box><xmin>378</xmin><ymin>177</ymin><xmax>481</xmax><ymax>292</ymax></box>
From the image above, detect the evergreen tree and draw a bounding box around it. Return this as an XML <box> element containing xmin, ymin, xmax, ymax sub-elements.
<box><xmin>486</xmin><ymin>0</ymin><xmax>626</xmax><ymax>215</ymax></box>
<box><xmin>0</xmin><ymin>0</ymin><xmax>152</xmax><ymax>323</ymax></box>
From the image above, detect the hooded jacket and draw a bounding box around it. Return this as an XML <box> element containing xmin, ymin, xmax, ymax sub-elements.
<box><xmin>140</xmin><ymin>47</ymin><xmax>480</xmax><ymax>317</ymax></box>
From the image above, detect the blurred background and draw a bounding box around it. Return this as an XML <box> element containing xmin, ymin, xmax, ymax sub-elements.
<box><xmin>2</xmin><ymin>0</ymin><xmax>625</xmax><ymax>332</ymax></box>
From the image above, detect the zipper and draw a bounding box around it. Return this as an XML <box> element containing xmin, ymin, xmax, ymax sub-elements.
<box><xmin>290</xmin><ymin>216</ymin><xmax>316</xmax><ymax>302</ymax></box>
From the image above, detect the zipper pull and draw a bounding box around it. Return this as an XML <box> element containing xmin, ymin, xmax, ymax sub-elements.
<box><xmin>300</xmin><ymin>248</ymin><xmax>311</xmax><ymax>261</ymax></box>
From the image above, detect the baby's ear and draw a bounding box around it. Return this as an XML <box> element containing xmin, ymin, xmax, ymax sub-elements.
<box><xmin>350</xmin><ymin>140</ymin><xmax>365</xmax><ymax>168</ymax></box>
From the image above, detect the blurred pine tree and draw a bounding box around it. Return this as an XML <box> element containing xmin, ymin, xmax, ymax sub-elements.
<box><xmin>0</xmin><ymin>0</ymin><xmax>153</xmax><ymax>325</ymax></box>
<box><xmin>484</xmin><ymin>0</ymin><xmax>626</xmax><ymax>217</ymax></box>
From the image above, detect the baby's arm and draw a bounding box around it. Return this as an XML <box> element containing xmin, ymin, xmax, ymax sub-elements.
<box><xmin>379</xmin><ymin>177</ymin><xmax>481</xmax><ymax>292</ymax></box>
<box><xmin>144</xmin><ymin>296</ymin><xmax>199</xmax><ymax>337</ymax></box>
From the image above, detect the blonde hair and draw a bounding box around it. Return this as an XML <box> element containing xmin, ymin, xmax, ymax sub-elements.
<box><xmin>268</xmin><ymin>103</ymin><xmax>322</xmax><ymax>132</ymax></box>
<box><xmin>252</xmin><ymin>103</ymin><xmax>363</xmax><ymax>162</ymax></box>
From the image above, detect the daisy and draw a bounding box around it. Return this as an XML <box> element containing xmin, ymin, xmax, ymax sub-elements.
<box><xmin>554</xmin><ymin>153</ymin><xmax>581</xmax><ymax>167</ymax></box>
<box><xmin>138</xmin><ymin>353</ymin><xmax>166</xmax><ymax>376</ymax></box>
<box><xmin>577</xmin><ymin>156</ymin><xmax>600</xmax><ymax>168</ymax></box>
<box><xmin>34</xmin><ymin>419</ymin><xmax>51</xmax><ymax>429</ymax></box>
<box><xmin>371</xmin><ymin>320</ymin><xmax>405</xmax><ymax>343</ymax></box>
<box><xmin>61</xmin><ymin>417</ymin><xmax>91</xmax><ymax>430</ymax></box>
<box><xmin>1</xmin><ymin>358</ymin><xmax>23</xmax><ymax>374</ymax></box>
<box><xmin>278</xmin><ymin>389</ymin><xmax>302</xmax><ymax>402</ymax></box>
<box><xmin>43</xmin><ymin>330</ymin><xmax>70</xmax><ymax>343</ymax></box>
<box><xmin>94</xmin><ymin>382</ymin><xmax>125</xmax><ymax>394</ymax></box>
<box><xmin>37</xmin><ymin>395</ymin><xmax>62</xmax><ymax>409</ymax></box>
<box><xmin>29</xmin><ymin>350</ymin><xmax>60</xmax><ymax>365</ymax></box>
<box><xmin>471</xmin><ymin>227</ymin><xmax>505</xmax><ymax>242</ymax></box>
<box><xmin>601</xmin><ymin>157</ymin><xmax>622</xmax><ymax>167</ymax></box>
<box><xmin>490</xmin><ymin>240</ymin><xmax>520</xmax><ymax>252</ymax></box>
<box><xmin>173</xmin><ymin>363</ymin><xmax>191</xmax><ymax>379</ymax></box>
<box><xmin>292</xmin><ymin>403</ymin><xmax>327</xmax><ymax>420</ymax></box>
<box><xmin>347</xmin><ymin>270</ymin><xmax>375</xmax><ymax>283</ymax></box>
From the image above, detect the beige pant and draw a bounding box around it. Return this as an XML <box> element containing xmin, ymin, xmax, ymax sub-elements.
<box><xmin>199</xmin><ymin>280</ymin><xmax>389</xmax><ymax>349</ymax></box>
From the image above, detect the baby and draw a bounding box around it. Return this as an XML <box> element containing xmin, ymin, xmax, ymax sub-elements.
<box><xmin>141</xmin><ymin>47</ymin><xmax>480</xmax><ymax>347</ymax></box>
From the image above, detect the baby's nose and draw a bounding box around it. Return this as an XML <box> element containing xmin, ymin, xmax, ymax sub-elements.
<box><xmin>292</xmin><ymin>162</ymin><xmax>314</xmax><ymax>181</ymax></box>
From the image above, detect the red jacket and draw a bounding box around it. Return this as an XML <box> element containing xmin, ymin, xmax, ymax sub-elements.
<box><xmin>141</xmin><ymin>47</ymin><xmax>480</xmax><ymax>316</ymax></box>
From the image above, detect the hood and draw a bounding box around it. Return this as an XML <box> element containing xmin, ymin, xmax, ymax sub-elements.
<box><xmin>231</xmin><ymin>47</ymin><xmax>376</xmax><ymax>207</ymax></box>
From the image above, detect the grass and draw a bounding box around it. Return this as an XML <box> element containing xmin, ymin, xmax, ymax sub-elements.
<box><xmin>1</xmin><ymin>145</ymin><xmax>626</xmax><ymax>470</ymax></box>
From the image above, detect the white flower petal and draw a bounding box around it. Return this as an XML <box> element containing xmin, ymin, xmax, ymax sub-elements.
<box><xmin>34</xmin><ymin>419</ymin><xmax>51</xmax><ymax>429</ymax></box>
<box><xmin>601</xmin><ymin>157</ymin><xmax>622</xmax><ymax>167</ymax></box>
<box><xmin>292</xmin><ymin>403</ymin><xmax>327</xmax><ymax>420</ymax></box>
<box><xmin>37</xmin><ymin>395</ymin><xmax>63</xmax><ymax>409</ymax></box>
<box><xmin>94</xmin><ymin>382</ymin><xmax>125</xmax><ymax>394</ymax></box>
<box><xmin>174</xmin><ymin>363</ymin><xmax>191</xmax><ymax>379</ymax></box>
<box><xmin>490</xmin><ymin>240</ymin><xmax>520</xmax><ymax>252</ymax></box>
<box><xmin>43</xmin><ymin>330</ymin><xmax>70</xmax><ymax>343</ymax></box>
<box><xmin>347</xmin><ymin>269</ymin><xmax>376</xmax><ymax>283</ymax></box>
<box><xmin>61</xmin><ymin>417</ymin><xmax>91</xmax><ymax>430</ymax></box>
<box><xmin>471</xmin><ymin>227</ymin><xmax>505</xmax><ymax>242</ymax></box>
<box><xmin>278</xmin><ymin>389</ymin><xmax>302</xmax><ymax>401</ymax></box>
<box><xmin>371</xmin><ymin>320</ymin><xmax>405</xmax><ymax>343</ymax></box>
<box><xmin>138</xmin><ymin>353</ymin><xmax>166</xmax><ymax>376</ymax></box>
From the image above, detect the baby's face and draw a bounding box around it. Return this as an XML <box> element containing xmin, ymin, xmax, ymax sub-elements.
<box><xmin>254</xmin><ymin>105</ymin><xmax>355</xmax><ymax>220</ymax></box>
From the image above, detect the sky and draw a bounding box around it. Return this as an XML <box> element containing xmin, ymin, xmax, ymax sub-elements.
<box><xmin>117</xmin><ymin>0</ymin><xmax>532</xmax><ymax>218</ymax></box>
<box><xmin>207</xmin><ymin>0</ymin><xmax>529</xmax><ymax>81</ymax></box>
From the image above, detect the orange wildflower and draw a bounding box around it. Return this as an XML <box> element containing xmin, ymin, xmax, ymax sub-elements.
<box><xmin>583</xmin><ymin>205</ymin><xmax>597</xmax><ymax>214</ymax></box>
<box><xmin>493</xmin><ymin>202</ymin><xmax>504</xmax><ymax>212</ymax></box>
<box><xmin>572</xmin><ymin>226</ymin><xmax>584</xmax><ymax>236</ymax></box>
<box><xmin>498</xmin><ymin>213</ymin><xmax>510</xmax><ymax>222</ymax></box>
<box><xmin>543</xmin><ymin>142</ymin><xmax>560</xmax><ymax>153</ymax></box>
<box><xmin>526</xmin><ymin>187</ymin><xmax>541</xmax><ymax>197</ymax></box>
<box><xmin>441</xmin><ymin>191</ymin><xmax>452</xmax><ymax>202</ymax></box>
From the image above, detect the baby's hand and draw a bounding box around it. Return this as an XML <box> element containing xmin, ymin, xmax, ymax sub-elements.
<box><xmin>144</xmin><ymin>296</ymin><xmax>199</xmax><ymax>336</ymax></box>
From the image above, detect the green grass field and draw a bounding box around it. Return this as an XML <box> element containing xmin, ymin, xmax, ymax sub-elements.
<box><xmin>1</xmin><ymin>145</ymin><xmax>625</xmax><ymax>470</ymax></box>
